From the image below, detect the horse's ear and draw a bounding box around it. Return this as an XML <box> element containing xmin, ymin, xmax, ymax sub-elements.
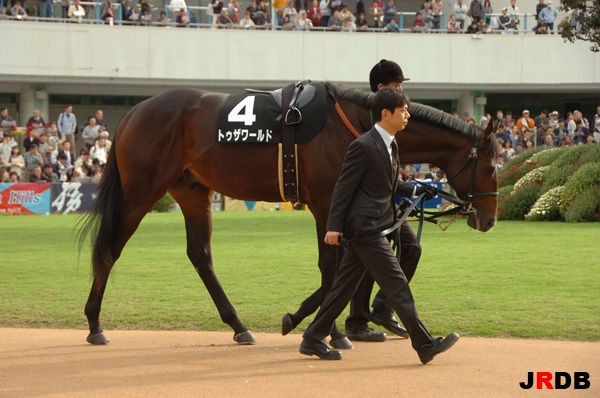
<box><xmin>480</xmin><ymin>117</ymin><xmax>497</xmax><ymax>144</ymax></box>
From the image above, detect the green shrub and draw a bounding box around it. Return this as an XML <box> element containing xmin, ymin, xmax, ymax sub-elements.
<box><xmin>506</xmin><ymin>147</ymin><xmax>543</xmax><ymax>168</ymax></box>
<box><xmin>551</xmin><ymin>144</ymin><xmax>594</xmax><ymax>170</ymax></box>
<box><xmin>152</xmin><ymin>193</ymin><xmax>176</xmax><ymax>212</ymax></box>
<box><xmin>517</xmin><ymin>147</ymin><xmax>546</xmax><ymax>172</ymax></box>
<box><xmin>499</xmin><ymin>149</ymin><xmax>543</xmax><ymax>187</ymax></box>
<box><xmin>576</xmin><ymin>144</ymin><xmax>600</xmax><ymax>166</ymax></box>
<box><xmin>498</xmin><ymin>184</ymin><xmax>541</xmax><ymax>220</ymax></box>
<box><xmin>559</xmin><ymin>161</ymin><xmax>600</xmax><ymax>216</ymax></box>
<box><xmin>496</xmin><ymin>185</ymin><xmax>514</xmax><ymax>217</ymax></box>
<box><xmin>533</xmin><ymin>147</ymin><xmax>563</xmax><ymax>167</ymax></box>
<box><xmin>541</xmin><ymin>165</ymin><xmax>570</xmax><ymax>194</ymax></box>
<box><xmin>513</xmin><ymin>165</ymin><xmax>551</xmax><ymax>191</ymax></box>
<box><xmin>564</xmin><ymin>186</ymin><xmax>600</xmax><ymax>222</ymax></box>
<box><xmin>526</xmin><ymin>186</ymin><xmax>564</xmax><ymax>221</ymax></box>
<box><xmin>498</xmin><ymin>162</ymin><xmax>522</xmax><ymax>187</ymax></box>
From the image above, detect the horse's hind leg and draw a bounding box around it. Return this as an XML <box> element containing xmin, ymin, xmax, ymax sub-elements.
<box><xmin>169</xmin><ymin>175</ymin><xmax>255</xmax><ymax>344</ymax></box>
<box><xmin>85</xmin><ymin>205</ymin><xmax>150</xmax><ymax>344</ymax></box>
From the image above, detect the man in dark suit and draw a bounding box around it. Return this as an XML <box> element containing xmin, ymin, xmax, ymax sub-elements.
<box><xmin>345</xmin><ymin>59</ymin><xmax>425</xmax><ymax>342</ymax></box>
<box><xmin>299</xmin><ymin>88</ymin><xmax>459</xmax><ymax>363</ymax></box>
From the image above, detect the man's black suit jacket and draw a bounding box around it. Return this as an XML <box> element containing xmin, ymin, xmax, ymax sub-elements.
<box><xmin>326</xmin><ymin>127</ymin><xmax>415</xmax><ymax>240</ymax></box>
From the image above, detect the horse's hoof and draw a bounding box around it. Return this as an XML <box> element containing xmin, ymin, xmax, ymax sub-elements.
<box><xmin>86</xmin><ymin>332</ymin><xmax>109</xmax><ymax>345</ymax></box>
<box><xmin>234</xmin><ymin>330</ymin><xmax>255</xmax><ymax>345</ymax></box>
<box><xmin>330</xmin><ymin>336</ymin><xmax>354</xmax><ymax>350</ymax></box>
<box><xmin>281</xmin><ymin>313</ymin><xmax>294</xmax><ymax>335</ymax></box>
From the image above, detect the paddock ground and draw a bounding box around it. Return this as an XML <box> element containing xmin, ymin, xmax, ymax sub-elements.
<box><xmin>0</xmin><ymin>328</ymin><xmax>598</xmax><ymax>397</ymax></box>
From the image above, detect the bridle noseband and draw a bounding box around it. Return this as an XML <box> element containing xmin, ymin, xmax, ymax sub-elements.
<box><xmin>411</xmin><ymin>141</ymin><xmax>499</xmax><ymax>229</ymax></box>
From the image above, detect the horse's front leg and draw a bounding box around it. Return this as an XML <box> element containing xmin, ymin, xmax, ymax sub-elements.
<box><xmin>170</xmin><ymin>181</ymin><xmax>255</xmax><ymax>345</ymax></box>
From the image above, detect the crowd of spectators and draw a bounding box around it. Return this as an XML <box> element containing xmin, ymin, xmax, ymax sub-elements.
<box><xmin>0</xmin><ymin>0</ymin><xmax>567</xmax><ymax>34</ymax></box>
<box><xmin>396</xmin><ymin>106</ymin><xmax>600</xmax><ymax>179</ymax></box>
<box><xmin>3</xmin><ymin>103</ymin><xmax>598</xmax><ymax>185</ymax></box>
<box><xmin>0</xmin><ymin>106</ymin><xmax>110</xmax><ymax>183</ymax></box>
<box><xmin>482</xmin><ymin>106</ymin><xmax>600</xmax><ymax>170</ymax></box>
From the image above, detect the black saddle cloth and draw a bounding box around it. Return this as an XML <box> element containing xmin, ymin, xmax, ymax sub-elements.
<box><xmin>216</xmin><ymin>82</ymin><xmax>328</xmax><ymax>144</ymax></box>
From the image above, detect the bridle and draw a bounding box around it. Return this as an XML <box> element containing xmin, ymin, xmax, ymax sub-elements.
<box><xmin>446</xmin><ymin>142</ymin><xmax>500</xmax><ymax>201</ymax></box>
<box><xmin>401</xmin><ymin>142</ymin><xmax>498</xmax><ymax>236</ymax></box>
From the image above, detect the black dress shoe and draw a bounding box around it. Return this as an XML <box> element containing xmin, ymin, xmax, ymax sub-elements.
<box><xmin>329</xmin><ymin>336</ymin><xmax>354</xmax><ymax>350</ymax></box>
<box><xmin>281</xmin><ymin>313</ymin><xmax>294</xmax><ymax>336</ymax></box>
<box><xmin>299</xmin><ymin>339</ymin><xmax>342</xmax><ymax>360</ymax></box>
<box><xmin>417</xmin><ymin>332</ymin><xmax>460</xmax><ymax>364</ymax></box>
<box><xmin>345</xmin><ymin>326</ymin><xmax>386</xmax><ymax>342</ymax></box>
<box><xmin>370</xmin><ymin>312</ymin><xmax>409</xmax><ymax>338</ymax></box>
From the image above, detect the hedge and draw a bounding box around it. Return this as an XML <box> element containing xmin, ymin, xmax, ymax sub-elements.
<box><xmin>152</xmin><ymin>193</ymin><xmax>176</xmax><ymax>212</ymax></box>
<box><xmin>576</xmin><ymin>144</ymin><xmax>600</xmax><ymax>166</ymax></box>
<box><xmin>496</xmin><ymin>185</ymin><xmax>514</xmax><ymax>217</ymax></box>
<box><xmin>559</xmin><ymin>161</ymin><xmax>600</xmax><ymax>217</ymax></box>
<box><xmin>551</xmin><ymin>144</ymin><xmax>595</xmax><ymax>171</ymax></box>
<box><xmin>564</xmin><ymin>186</ymin><xmax>600</xmax><ymax>222</ymax></box>
<box><xmin>498</xmin><ymin>183</ymin><xmax>541</xmax><ymax>220</ymax></box>
<box><xmin>525</xmin><ymin>186</ymin><xmax>564</xmax><ymax>221</ymax></box>
<box><xmin>498</xmin><ymin>145</ymin><xmax>600</xmax><ymax>223</ymax></box>
<box><xmin>513</xmin><ymin>165</ymin><xmax>551</xmax><ymax>191</ymax></box>
<box><xmin>498</xmin><ymin>147</ymin><xmax>544</xmax><ymax>187</ymax></box>
<box><xmin>540</xmin><ymin>165</ymin><xmax>571</xmax><ymax>195</ymax></box>
<box><xmin>532</xmin><ymin>147</ymin><xmax>563</xmax><ymax>167</ymax></box>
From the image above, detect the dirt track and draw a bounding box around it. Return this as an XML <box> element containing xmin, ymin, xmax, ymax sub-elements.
<box><xmin>0</xmin><ymin>328</ymin><xmax>598</xmax><ymax>398</ymax></box>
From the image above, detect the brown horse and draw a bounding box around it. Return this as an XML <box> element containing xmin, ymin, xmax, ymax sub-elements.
<box><xmin>79</xmin><ymin>83</ymin><xmax>499</xmax><ymax>345</ymax></box>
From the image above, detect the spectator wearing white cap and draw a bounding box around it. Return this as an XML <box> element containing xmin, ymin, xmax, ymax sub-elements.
<box><xmin>538</xmin><ymin>1</ymin><xmax>557</xmax><ymax>33</ymax></box>
<box><xmin>498</xmin><ymin>7</ymin><xmax>511</xmax><ymax>30</ymax></box>
<box><xmin>517</xmin><ymin>109</ymin><xmax>535</xmax><ymax>134</ymax></box>
<box><xmin>548</xmin><ymin>110</ymin><xmax>560</xmax><ymax>132</ymax></box>
<box><xmin>99</xmin><ymin>130</ymin><xmax>112</xmax><ymax>151</ymax></box>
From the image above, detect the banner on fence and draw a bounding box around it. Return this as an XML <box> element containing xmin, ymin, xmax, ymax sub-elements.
<box><xmin>51</xmin><ymin>182</ymin><xmax>97</xmax><ymax>214</ymax></box>
<box><xmin>0</xmin><ymin>183</ymin><xmax>51</xmax><ymax>215</ymax></box>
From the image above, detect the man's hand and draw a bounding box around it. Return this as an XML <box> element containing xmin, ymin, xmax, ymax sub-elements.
<box><xmin>415</xmin><ymin>184</ymin><xmax>439</xmax><ymax>200</ymax></box>
<box><xmin>324</xmin><ymin>231</ymin><xmax>343</xmax><ymax>246</ymax></box>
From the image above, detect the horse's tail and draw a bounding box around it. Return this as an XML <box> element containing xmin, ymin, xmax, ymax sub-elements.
<box><xmin>77</xmin><ymin>135</ymin><xmax>122</xmax><ymax>278</ymax></box>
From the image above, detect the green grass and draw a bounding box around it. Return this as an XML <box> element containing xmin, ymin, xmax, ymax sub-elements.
<box><xmin>0</xmin><ymin>212</ymin><xmax>598</xmax><ymax>341</ymax></box>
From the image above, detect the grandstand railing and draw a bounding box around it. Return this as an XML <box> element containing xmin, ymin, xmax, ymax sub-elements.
<box><xmin>1</xmin><ymin>4</ymin><xmax>548</xmax><ymax>35</ymax></box>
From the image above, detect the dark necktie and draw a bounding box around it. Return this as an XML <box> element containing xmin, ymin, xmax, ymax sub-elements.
<box><xmin>391</xmin><ymin>139</ymin><xmax>399</xmax><ymax>174</ymax></box>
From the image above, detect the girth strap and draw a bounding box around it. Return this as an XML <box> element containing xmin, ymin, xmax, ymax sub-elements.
<box><xmin>279</xmin><ymin>82</ymin><xmax>305</xmax><ymax>202</ymax></box>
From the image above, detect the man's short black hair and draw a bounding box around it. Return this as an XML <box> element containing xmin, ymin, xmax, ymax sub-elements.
<box><xmin>370</xmin><ymin>88</ymin><xmax>410</xmax><ymax>122</ymax></box>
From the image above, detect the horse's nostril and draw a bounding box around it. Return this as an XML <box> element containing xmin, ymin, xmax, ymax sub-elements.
<box><xmin>488</xmin><ymin>219</ymin><xmax>496</xmax><ymax>228</ymax></box>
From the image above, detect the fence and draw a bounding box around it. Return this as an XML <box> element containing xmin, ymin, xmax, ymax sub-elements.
<box><xmin>0</xmin><ymin>182</ymin><xmax>97</xmax><ymax>214</ymax></box>
<box><xmin>1</xmin><ymin>3</ymin><xmax>547</xmax><ymax>34</ymax></box>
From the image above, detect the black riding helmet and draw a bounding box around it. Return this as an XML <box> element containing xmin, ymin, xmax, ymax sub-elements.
<box><xmin>369</xmin><ymin>59</ymin><xmax>410</xmax><ymax>93</ymax></box>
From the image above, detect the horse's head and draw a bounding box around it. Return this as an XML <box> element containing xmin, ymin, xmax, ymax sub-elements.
<box><xmin>446</xmin><ymin>119</ymin><xmax>500</xmax><ymax>232</ymax></box>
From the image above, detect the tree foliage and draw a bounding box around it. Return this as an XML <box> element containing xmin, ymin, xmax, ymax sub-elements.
<box><xmin>559</xmin><ymin>0</ymin><xmax>600</xmax><ymax>52</ymax></box>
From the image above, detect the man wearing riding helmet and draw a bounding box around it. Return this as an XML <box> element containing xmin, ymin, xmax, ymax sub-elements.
<box><xmin>343</xmin><ymin>59</ymin><xmax>437</xmax><ymax>343</ymax></box>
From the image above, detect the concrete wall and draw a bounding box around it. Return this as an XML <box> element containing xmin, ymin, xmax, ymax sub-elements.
<box><xmin>1</xmin><ymin>19</ymin><xmax>598</xmax><ymax>126</ymax></box>
<box><xmin>2</xmin><ymin>21</ymin><xmax>598</xmax><ymax>91</ymax></box>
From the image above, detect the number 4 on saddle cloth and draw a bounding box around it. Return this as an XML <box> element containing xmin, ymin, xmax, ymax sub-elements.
<box><xmin>216</xmin><ymin>81</ymin><xmax>328</xmax><ymax>145</ymax></box>
<box><xmin>217</xmin><ymin>81</ymin><xmax>329</xmax><ymax>202</ymax></box>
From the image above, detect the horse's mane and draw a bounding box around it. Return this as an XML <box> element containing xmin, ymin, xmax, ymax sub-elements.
<box><xmin>326</xmin><ymin>83</ymin><xmax>500</xmax><ymax>159</ymax></box>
